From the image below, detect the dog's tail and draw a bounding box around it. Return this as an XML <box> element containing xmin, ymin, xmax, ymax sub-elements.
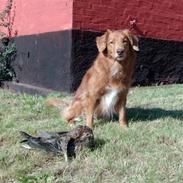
<box><xmin>45</xmin><ymin>98</ymin><xmax>69</xmax><ymax>108</ymax></box>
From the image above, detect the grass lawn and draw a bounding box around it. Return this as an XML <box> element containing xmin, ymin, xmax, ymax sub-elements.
<box><xmin>0</xmin><ymin>84</ymin><xmax>183</xmax><ymax>183</ymax></box>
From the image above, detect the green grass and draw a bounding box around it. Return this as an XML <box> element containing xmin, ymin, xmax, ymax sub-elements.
<box><xmin>0</xmin><ymin>84</ymin><xmax>183</xmax><ymax>183</ymax></box>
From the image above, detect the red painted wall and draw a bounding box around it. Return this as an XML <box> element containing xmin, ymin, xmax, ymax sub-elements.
<box><xmin>1</xmin><ymin>0</ymin><xmax>183</xmax><ymax>41</ymax></box>
<box><xmin>0</xmin><ymin>0</ymin><xmax>73</xmax><ymax>36</ymax></box>
<box><xmin>73</xmin><ymin>0</ymin><xmax>183</xmax><ymax>41</ymax></box>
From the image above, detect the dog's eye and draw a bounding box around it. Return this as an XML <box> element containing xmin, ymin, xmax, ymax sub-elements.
<box><xmin>109</xmin><ymin>41</ymin><xmax>113</xmax><ymax>44</ymax></box>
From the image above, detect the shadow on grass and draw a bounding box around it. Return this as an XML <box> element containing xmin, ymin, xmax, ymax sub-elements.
<box><xmin>93</xmin><ymin>138</ymin><xmax>106</xmax><ymax>150</ymax></box>
<box><xmin>127</xmin><ymin>107</ymin><xmax>183</xmax><ymax>122</ymax></box>
<box><xmin>95</xmin><ymin>107</ymin><xmax>183</xmax><ymax>126</ymax></box>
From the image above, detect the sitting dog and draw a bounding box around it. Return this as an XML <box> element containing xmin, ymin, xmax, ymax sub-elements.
<box><xmin>48</xmin><ymin>29</ymin><xmax>139</xmax><ymax>128</ymax></box>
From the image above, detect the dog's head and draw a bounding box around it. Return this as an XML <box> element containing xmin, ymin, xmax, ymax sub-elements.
<box><xmin>96</xmin><ymin>29</ymin><xmax>139</xmax><ymax>61</ymax></box>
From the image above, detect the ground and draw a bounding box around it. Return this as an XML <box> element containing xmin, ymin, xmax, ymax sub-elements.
<box><xmin>0</xmin><ymin>84</ymin><xmax>183</xmax><ymax>183</ymax></box>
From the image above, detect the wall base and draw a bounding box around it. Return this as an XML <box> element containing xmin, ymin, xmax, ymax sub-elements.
<box><xmin>6</xmin><ymin>29</ymin><xmax>183</xmax><ymax>95</ymax></box>
<box><xmin>3</xmin><ymin>82</ymin><xmax>56</xmax><ymax>96</ymax></box>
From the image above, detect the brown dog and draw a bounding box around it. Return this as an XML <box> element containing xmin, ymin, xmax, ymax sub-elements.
<box><xmin>48</xmin><ymin>29</ymin><xmax>139</xmax><ymax>128</ymax></box>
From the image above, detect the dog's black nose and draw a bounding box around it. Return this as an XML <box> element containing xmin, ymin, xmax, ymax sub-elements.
<box><xmin>117</xmin><ymin>49</ymin><xmax>124</xmax><ymax>55</ymax></box>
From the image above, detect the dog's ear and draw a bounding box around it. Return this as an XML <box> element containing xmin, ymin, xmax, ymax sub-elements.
<box><xmin>96</xmin><ymin>30</ymin><xmax>110</xmax><ymax>53</ymax></box>
<box><xmin>123</xmin><ymin>29</ymin><xmax>139</xmax><ymax>51</ymax></box>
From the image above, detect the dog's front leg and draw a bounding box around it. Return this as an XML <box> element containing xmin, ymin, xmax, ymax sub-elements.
<box><xmin>86</xmin><ymin>97</ymin><xmax>96</xmax><ymax>129</ymax></box>
<box><xmin>119</xmin><ymin>105</ymin><xmax>127</xmax><ymax>127</ymax></box>
<box><xmin>116</xmin><ymin>92</ymin><xmax>128</xmax><ymax>127</ymax></box>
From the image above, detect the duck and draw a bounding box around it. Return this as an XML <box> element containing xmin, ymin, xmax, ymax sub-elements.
<box><xmin>20</xmin><ymin>125</ymin><xmax>94</xmax><ymax>161</ymax></box>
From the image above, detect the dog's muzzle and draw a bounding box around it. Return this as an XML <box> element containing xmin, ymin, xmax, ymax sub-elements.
<box><xmin>115</xmin><ymin>49</ymin><xmax>125</xmax><ymax>61</ymax></box>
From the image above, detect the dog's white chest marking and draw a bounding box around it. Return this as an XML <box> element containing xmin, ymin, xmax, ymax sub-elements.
<box><xmin>100</xmin><ymin>88</ymin><xmax>120</xmax><ymax>117</ymax></box>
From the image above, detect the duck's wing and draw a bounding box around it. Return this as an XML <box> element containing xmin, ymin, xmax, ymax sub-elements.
<box><xmin>37</xmin><ymin>131</ymin><xmax>68</xmax><ymax>139</ymax></box>
<box><xmin>20</xmin><ymin>131</ymin><xmax>63</xmax><ymax>154</ymax></box>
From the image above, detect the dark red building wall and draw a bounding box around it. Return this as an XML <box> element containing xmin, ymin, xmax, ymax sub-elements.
<box><xmin>2</xmin><ymin>0</ymin><xmax>183</xmax><ymax>41</ymax></box>
<box><xmin>73</xmin><ymin>0</ymin><xmax>183</xmax><ymax>41</ymax></box>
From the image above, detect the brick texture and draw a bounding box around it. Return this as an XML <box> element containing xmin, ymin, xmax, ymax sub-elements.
<box><xmin>73</xmin><ymin>0</ymin><xmax>183</xmax><ymax>41</ymax></box>
<box><xmin>1</xmin><ymin>0</ymin><xmax>183</xmax><ymax>40</ymax></box>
